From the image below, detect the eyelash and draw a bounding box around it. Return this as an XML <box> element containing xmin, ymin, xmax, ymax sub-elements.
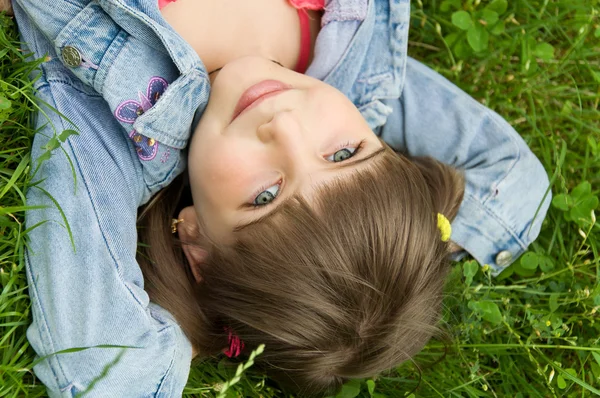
<box><xmin>247</xmin><ymin>139</ymin><xmax>366</xmax><ymax>210</ymax></box>
<box><xmin>247</xmin><ymin>179</ymin><xmax>284</xmax><ymax>210</ymax></box>
<box><xmin>327</xmin><ymin>139</ymin><xmax>365</xmax><ymax>159</ymax></box>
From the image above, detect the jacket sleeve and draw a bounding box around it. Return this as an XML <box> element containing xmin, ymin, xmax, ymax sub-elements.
<box><xmin>15</xmin><ymin>4</ymin><xmax>191</xmax><ymax>396</ymax></box>
<box><xmin>378</xmin><ymin>57</ymin><xmax>551</xmax><ymax>273</ymax></box>
<box><xmin>13</xmin><ymin>0</ymin><xmax>208</xmax><ymax>205</ymax></box>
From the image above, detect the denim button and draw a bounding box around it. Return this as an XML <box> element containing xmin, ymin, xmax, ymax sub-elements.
<box><xmin>495</xmin><ymin>250</ymin><xmax>513</xmax><ymax>267</ymax></box>
<box><xmin>62</xmin><ymin>46</ymin><xmax>82</xmax><ymax>68</ymax></box>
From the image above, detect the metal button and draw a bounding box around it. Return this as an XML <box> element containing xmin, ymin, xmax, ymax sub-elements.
<box><xmin>62</xmin><ymin>46</ymin><xmax>82</xmax><ymax>68</ymax></box>
<box><xmin>495</xmin><ymin>251</ymin><xmax>513</xmax><ymax>267</ymax></box>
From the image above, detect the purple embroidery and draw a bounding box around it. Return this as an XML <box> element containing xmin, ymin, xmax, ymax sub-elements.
<box><xmin>81</xmin><ymin>58</ymin><xmax>99</xmax><ymax>70</ymax></box>
<box><xmin>115</xmin><ymin>77</ymin><xmax>168</xmax><ymax>161</ymax></box>
<box><xmin>160</xmin><ymin>148</ymin><xmax>171</xmax><ymax>164</ymax></box>
<box><xmin>129</xmin><ymin>131</ymin><xmax>158</xmax><ymax>161</ymax></box>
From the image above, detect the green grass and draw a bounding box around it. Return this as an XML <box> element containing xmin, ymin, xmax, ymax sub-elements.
<box><xmin>1</xmin><ymin>0</ymin><xmax>599</xmax><ymax>396</ymax></box>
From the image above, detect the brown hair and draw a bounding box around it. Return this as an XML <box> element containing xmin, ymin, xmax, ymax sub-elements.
<box><xmin>137</xmin><ymin>146</ymin><xmax>464</xmax><ymax>396</ymax></box>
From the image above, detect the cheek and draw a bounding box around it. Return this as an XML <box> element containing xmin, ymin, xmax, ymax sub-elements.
<box><xmin>191</xmin><ymin>142</ymin><xmax>264</xmax><ymax>241</ymax></box>
<box><xmin>189</xmin><ymin>139</ymin><xmax>258</xmax><ymax>203</ymax></box>
<box><xmin>308</xmin><ymin>87</ymin><xmax>365</xmax><ymax>131</ymax></box>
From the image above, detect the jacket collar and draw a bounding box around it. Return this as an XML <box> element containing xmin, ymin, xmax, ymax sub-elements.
<box><xmin>324</xmin><ymin>0</ymin><xmax>410</xmax><ymax>128</ymax></box>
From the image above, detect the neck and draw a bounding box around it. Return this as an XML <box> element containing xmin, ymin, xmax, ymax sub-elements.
<box><xmin>240</xmin><ymin>7</ymin><xmax>321</xmax><ymax>74</ymax></box>
<box><xmin>160</xmin><ymin>0</ymin><xmax>322</xmax><ymax>75</ymax></box>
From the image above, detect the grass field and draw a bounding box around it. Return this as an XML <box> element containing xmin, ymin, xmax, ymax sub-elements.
<box><xmin>1</xmin><ymin>0</ymin><xmax>599</xmax><ymax>396</ymax></box>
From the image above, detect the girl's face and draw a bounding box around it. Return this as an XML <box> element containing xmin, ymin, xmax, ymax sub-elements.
<box><xmin>187</xmin><ymin>56</ymin><xmax>383</xmax><ymax>241</ymax></box>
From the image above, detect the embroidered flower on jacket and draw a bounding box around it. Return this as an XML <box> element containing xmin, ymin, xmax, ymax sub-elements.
<box><xmin>114</xmin><ymin>77</ymin><xmax>168</xmax><ymax>161</ymax></box>
<box><xmin>160</xmin><ymin>148</ymin><xmax>171</xmax><ymax>164</ymax></box>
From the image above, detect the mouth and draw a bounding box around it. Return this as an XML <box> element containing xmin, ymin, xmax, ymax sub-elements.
<box><xmin>232</xmin><ymin>80</ymin><xmax>291</xmax><ymax>122</ymax></box>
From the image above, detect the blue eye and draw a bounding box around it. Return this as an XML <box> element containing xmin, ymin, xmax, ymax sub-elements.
<box><xmin>326</xmin><ymin>146</ymin><xmax>358</xmax><ymax>162</ymax></box>
<box><xmin>248</xmin><ymin>141</ymin><xmax>365</xmax><ymax>209</ymax></box>
<box><xmin>253</xmin><ymin>184</ymin><xmax>280</xmax><ymax>206</ymax></box>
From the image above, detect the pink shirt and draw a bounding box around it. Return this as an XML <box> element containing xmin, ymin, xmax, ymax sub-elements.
<box><xmin>158</xmin><ymin>0</ymin><xmax>324</xmax><ymax>73</ymax></box>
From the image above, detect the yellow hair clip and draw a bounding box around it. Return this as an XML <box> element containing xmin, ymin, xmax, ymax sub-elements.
<box><xmin>437</xmin><ymin>213</ymin><xmax>452</xmax><ymax>242</ymax></box>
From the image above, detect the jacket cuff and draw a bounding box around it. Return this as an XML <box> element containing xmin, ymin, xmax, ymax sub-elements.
<box><xmin>451</xmin><ymin>189</ymin><xmax>550</xmax><ymax>275</ymax></box>
<box><xmin>54</xmin><ymin>2</ymin><xmax>121</xmax><ymax>92</ymax></box>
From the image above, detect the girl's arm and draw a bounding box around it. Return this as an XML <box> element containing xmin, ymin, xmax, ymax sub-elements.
<box><xmin>15</xmin><ymin>3</ymin><xmax>191</xmax><ymax>395</ymax></box>
<box><xmin>378</xmin><ymin>57</ymin><xmax>551</xmax><ymax>274</ymax></box>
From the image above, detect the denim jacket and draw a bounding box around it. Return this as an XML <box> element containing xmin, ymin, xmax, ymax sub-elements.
<box><xmin>15</xmin><ymin>0</ymin><xmax>551</xmax><ymax>396</ymax></box>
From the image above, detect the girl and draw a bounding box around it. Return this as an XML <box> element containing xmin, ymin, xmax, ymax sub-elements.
<box><xmin>10</xmin><ymin>0</ymin><xmax>551</xmax><ymax>396</ymax></box>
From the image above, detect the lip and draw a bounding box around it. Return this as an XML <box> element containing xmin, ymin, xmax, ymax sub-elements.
<box><xmin>232</xmin><ymin>80</ymin><xmax>291</xmax><ymax>122</ymax></box>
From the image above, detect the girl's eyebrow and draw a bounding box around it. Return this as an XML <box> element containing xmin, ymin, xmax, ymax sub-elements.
<box><xmin>233</xmin><ymin>147</ymin><xmax>386</xmax><ymax>232</ymax></box>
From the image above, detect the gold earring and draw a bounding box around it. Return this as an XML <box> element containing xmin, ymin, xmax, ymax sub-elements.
<box><xmin>171</xmin><ymin>218</ymin><xmax>184</xmax><ymax>234</ymax></box>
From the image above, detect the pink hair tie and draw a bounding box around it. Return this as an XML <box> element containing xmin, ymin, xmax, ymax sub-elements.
<box><xmin>223</xmin><ymin>327</ymin><xmax>245</xmax><ymax>358</ymax></box>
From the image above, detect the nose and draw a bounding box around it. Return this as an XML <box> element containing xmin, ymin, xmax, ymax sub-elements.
<box><xmin>257</xmin><ymin>109</ymin><xmax>305</xmax><ymax>148</ymax></box>
<box><xmin>256</xmin><ymin>110</ymin><xmax>310</xmax><ymax>173</ymax></box>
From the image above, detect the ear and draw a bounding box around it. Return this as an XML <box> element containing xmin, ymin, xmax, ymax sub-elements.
<box><xmin>177</xmin><ymin>206</ymin><xmax>208</xmax><ymax>284</ymax></box>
